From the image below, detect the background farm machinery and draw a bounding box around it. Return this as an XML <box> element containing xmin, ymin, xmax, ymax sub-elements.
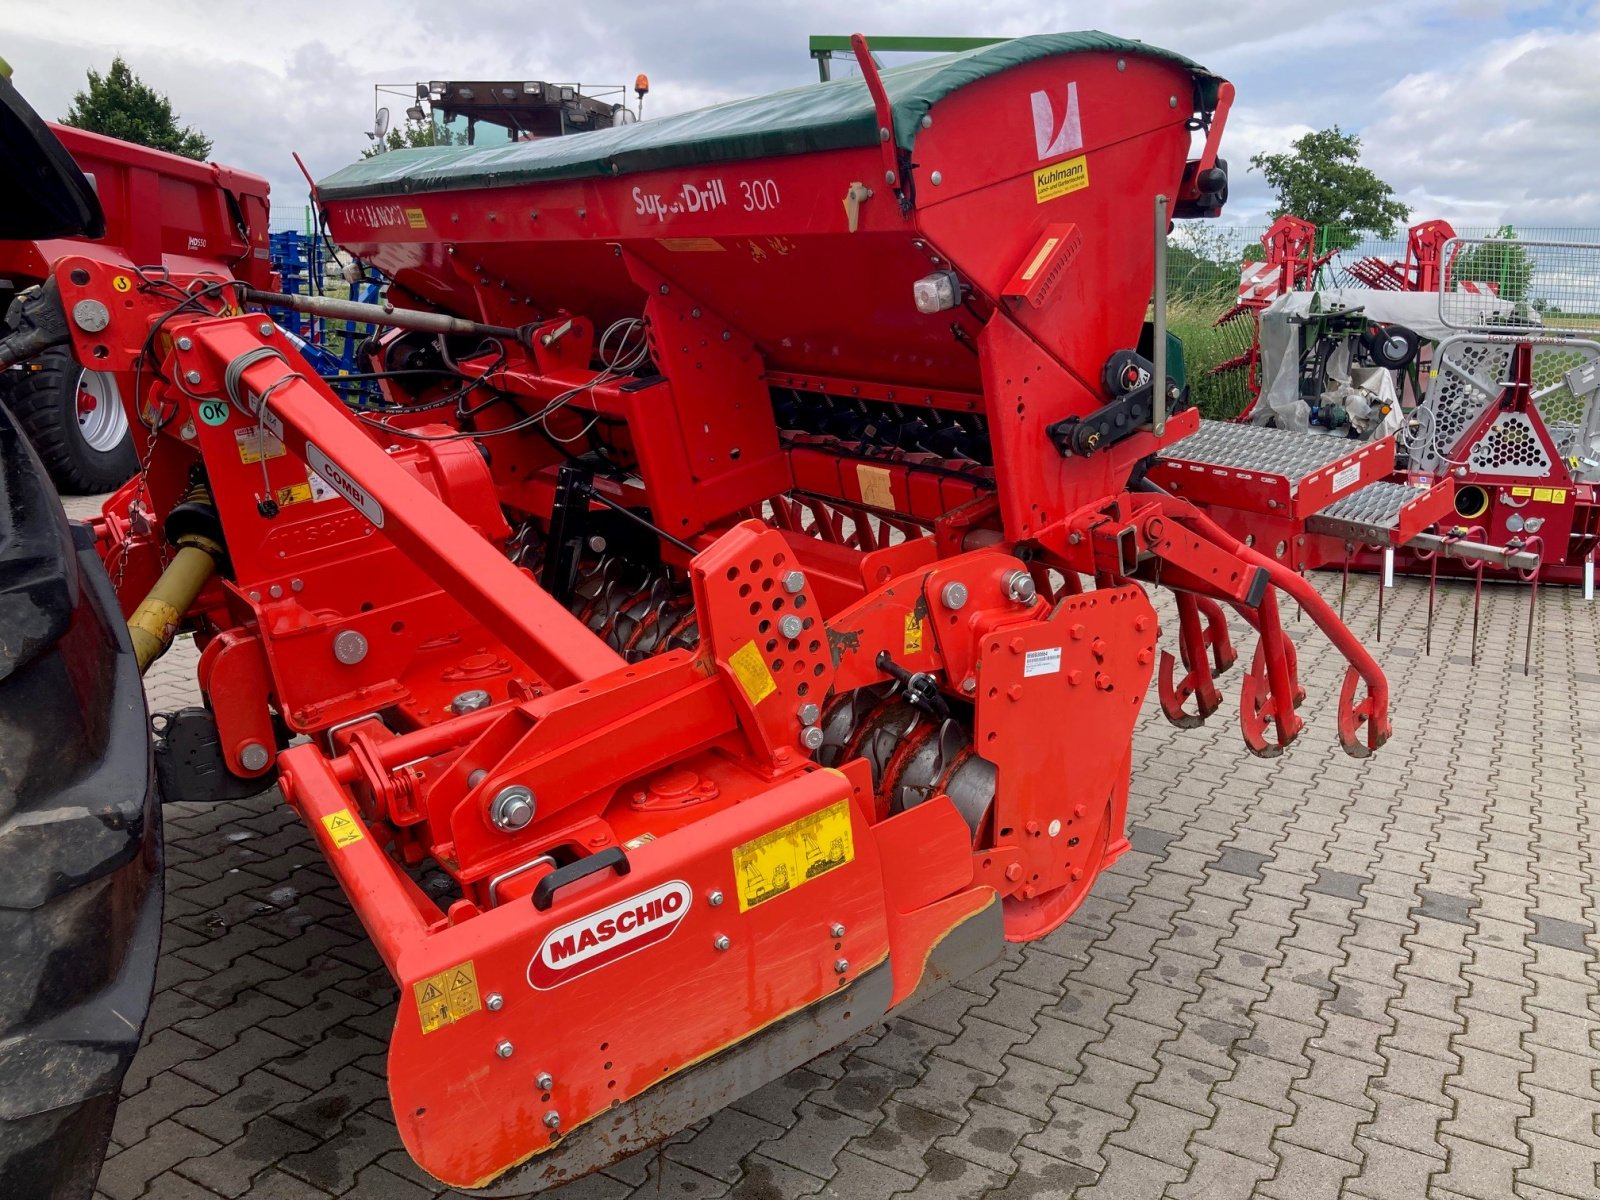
<box><xmin>0</xmin><ymin>33</ymin><xmax>1424</xmax><ymax>1196</ymax></box>
<box><xmin>1206</xmin><ymin>216</ymin><xmax>1600</xmax><ymax>598</ymax></box>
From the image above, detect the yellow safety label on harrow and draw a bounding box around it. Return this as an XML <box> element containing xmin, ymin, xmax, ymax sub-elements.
<box><xmin>729</xmin><ymin>639</ymin><xmax>777</xmax><ymax>704</ymax></box>
<box><xmin>320</xmin><ymin>809</ymin><xmax>365</xmax><ymax>849</ymax></box>
<box><xmin>731</xmin><ymin>798</ymin><xmax>855</xmax><ymax>912</ymax></box>
<box><xmin>413</xmin><ymin>960</ymin><xmax>482</xmax><ymax>1035</ymax></box>
<box><xmin>856</xmin><ymin>463</ymin><xmax>895</xmax><ymax>510</ymax></box>
<box><xmin>904</xmin><ymin>612</ymin><xmax>925</xmax><ymax>655</ymax></box>
<box><xmin>404</xmin><ymin>207</ymin><xmax>428</xmax><ymax>229</ymax></box>
<box><xmin>235</xmin><ymin>426</ymin><xmax>285</xmax><ymax>464</ymax></box>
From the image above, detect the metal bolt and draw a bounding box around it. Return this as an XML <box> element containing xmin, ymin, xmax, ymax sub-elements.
<box><xmin>268</xmin><ymin>584</ymin><xmax>283</xmax><ymax>599</ymax></box>
<box><xmin>930</xmin><ymin>170</ymin><xmax>943</xmax><ymax>186</ymax></box>
<box><xmin>1004</xmin><ymin>570</ymin><xmax>1038</xmax><ymax>604</ymax></box>
<box><xmin>486</xmin><ymin>992</ymin><xmax>504</xmax><ymax>1011</ymax></box>
<box><xmin>496</xmin><ymin>1040</ymin><xmax>514</xmax><ymax>1058</ymax></box>
<box><xmin>799</xmin><ymin>725</ymin><xmax>825</xmax><ymax>752</ymax></box>
<box><xmin>782</xmin><ymin>570</ymin><xmax>806</xmax><ymax>593</ymax></box>
<box><xmin>490</xmin><ymin>786</ymin><xmax>536</xmax><ymax>831</ymax></box>
<box><xmin>238</xmin><ymin>742</ymin><xmax>270</xmax><ymax>772</ymax></box>
<box><xmin>1169</xmin><ymin>95</ymin><xmax>1179</xmax><ymax>108</ymax></box>
<box><xmin>690</xmin><ymin>306</ymin><xmax>701</xmax><ymax>318</ymax></box>
<box><xmin>587</xmin><ymin>535</ymin><xmax>608</xmax><ymax>553</ymax></box>
<box><xmin>834</xmin><ymin>959</ymin><xmax>850</xmax><ymax>974</ymax></box>
<box><xmin>467</xmin><ymin>768</ymin><xmax>488</xmax><ymax>788</ymax></box>
<box><xmin>535</xmin><ymin>1071</ymin><xmax>554</xmax><ymax>1089</ymax></box>
<box><xmin>714</xmin><ymin>934</ymin><xmax>731</xmax><ymax>951</ymax></box>
<box><xmin>290</xmin><ymin>578</ymin><xmax>303</xmax><ymax>592</ymax></box>
<box><xmin>332</xmin><ymin>629</ymin><xmax>368</xmax><ymax>664</ymax></box>
<box><xmin>184</xmin><ymin>369</ymin><xmax>203</xmax><ymax>386</ymax></box>
<box><xmin>1048</xmin><ymin>819</ymin><xmax>1062</xmax><ymax>837</ymax></box>
<box><xmin>830</xmin><ymin>923</ymin><xmax>846</xmax><ymax>938</ymax></box>
<box><xmin>798</xmin><ymin>702</ymin><xmax>821</xmax><ymax>726</ymax></box>
<box><xmin>450</xmin><ymin>689</ymin><xmax>492</xmax><ymax>715</ymax></box>
<box><xmin>778</xmin><ymin>614</ymin><xmax>803</xmax><ymax>639</ymax></box>
<box><xmin>72</xmin><ymin>299</ymin><xmax>110</xmax><ymax>332</ymax></box>
<box><xmin>258</xmin><ymin>322</ymin><xmax>275</xmax><ymax>336</ymax></box>
<box><xmin>543</xmin><ymin>1111</ymin><xmax>561</xmax><ymax>1129</ymax></box>
<box><xmin>941</xmin><ymin>580</ymin><xmax>969</xmax><ymax>610</ymax></box>
<box><xmin>709</xmin><ymin>890</ymin><xmax>725</xmax><ymax>906</ymax></box>
<box><xmin>885</xmin><ymin>170</ymin><xmax>897</xmax><ymax>185</ymax></box>
<box><xmin>1117</xmin><ymin>58</ymin><xmax>1126</xmax><ymax>71</ymax></box>
<box><xmin>920</xmin><ymin>114</ymin><xmax>933</xmax><ymax>129</ymax></box>
<box><xmin>877</xmin><ymin>126</ymin><xmax>890</xmax><ymax>142</ymax></box>
<box><xmin>175</xmin><ymin>335</ymin><xmax>194</xmax><ymax>351</ymax></box>
<box><xmin>961</xmin><ymin>677</ymin><xmax>976</xmax><ymax>694</ymax></box>
<box><xmin>658</xmin><ymin>283</ymin><xmax>670</xmax><ymax>294</ymax></box>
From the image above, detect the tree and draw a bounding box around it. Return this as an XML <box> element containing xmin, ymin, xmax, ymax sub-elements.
<box><xmin>61</xmin><ymin>56</ymin><xmax>211</xmax><ymax>160</ymax></box>
<box><xmin>1249</xmin><ymin>126</ymin><xmax>1409</xmax><ymax>252</ymax></box>
<box><xmin>1450</xmin><ymin>225</ymin><xmax>1535</xmax><ymax>303</ymax></box>
<box><xmin>361</xmin><ymin>119</ymin><xmax>460</xmax><ymax>159</ymax></box>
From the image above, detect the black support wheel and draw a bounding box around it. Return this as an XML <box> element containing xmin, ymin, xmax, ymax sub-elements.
<box><xmin>0</xmin><ymin>344</ymin><xmax>136</xmax><ymax>494</ymax></box>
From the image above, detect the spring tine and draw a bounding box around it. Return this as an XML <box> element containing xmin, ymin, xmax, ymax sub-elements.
<box><xmin>1471</xmin><ymin>567</ymin><xmax>1483</xmax><ymax>667</ymax></box>
<box><xmin>1524</xmin><ymin>575</ymin><xmax>1538</xmax><ymax>677</ymax></box>
<box><xmin>1340</xmin><ymin>542</ymin><xmax>1351</xmax><ymax>622</ymax></box>
<box><xmin>1426</xmin><ymin>553</ymin><xmax>1437</xmax><ymax>657</ymax></box>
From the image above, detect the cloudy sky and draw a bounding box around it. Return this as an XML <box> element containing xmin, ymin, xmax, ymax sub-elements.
<box><xmin>2</xmin><ymin>0</ymin><xmax>1595</xmax><ymax>233</ymax></box>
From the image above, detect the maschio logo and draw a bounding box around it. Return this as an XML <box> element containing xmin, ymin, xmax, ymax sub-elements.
<box><xmin>527</xmin><ymin>880</ymin><xmax>692</xmax><ymax>990</ymax></box>
<box><xmin>1030</xmin><ymin>82</ymin><xmax>1082</xmax><ymax>161</ymax></box>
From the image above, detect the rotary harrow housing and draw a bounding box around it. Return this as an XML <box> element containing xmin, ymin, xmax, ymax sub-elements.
<box><xmin>20</xmin><ymin>32</ymin><xmax>1404</xmax><ymax>1192</ymax></box>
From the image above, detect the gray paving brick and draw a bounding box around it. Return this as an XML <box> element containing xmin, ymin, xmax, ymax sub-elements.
<box><xmin>98</xmin><ymin>1120</ymin><xmax>222</xmax><ymax>1200</ymax></box>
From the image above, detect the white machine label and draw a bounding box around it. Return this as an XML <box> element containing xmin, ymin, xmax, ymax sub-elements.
<box><xmin>1331</xmin><ymin>463</ymin><xmax>1361</xmax><ymax>495</ymax></box>
<box><xmin>527</xmin><ymin>879</ymin><xmax>691</xmax><ymax>989</ymax></box>
<box><xmin>305</xmin><ymin>443</ymin><xmax>384</xmax><ymax>528</ymax></box>
<box><xmin>1024</xmin><ymin>647</ymin><xmax>1062</xmax><ymax>677</ymax></box>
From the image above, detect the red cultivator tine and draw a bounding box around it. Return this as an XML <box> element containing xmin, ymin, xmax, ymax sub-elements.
<box><xmin>1237</xmin><ymin>591</ymin><xmax>1305</xmax><ymax>758</ymax></box>
<box><xmin>1157</xmin><ymin>592</ymin><xmax>1232</xmax><ymax>727</ymax></box>
<box><xmin>1337</xmin><ymin>663</ymin><xmax>1389</xmax><ymax>757</ymax></box>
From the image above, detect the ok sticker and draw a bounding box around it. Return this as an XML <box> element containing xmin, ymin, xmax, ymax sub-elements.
<box><xmin>197</xmin><ymin>398</ymin><xmax>231</xmax><ymax>426</ymax></box>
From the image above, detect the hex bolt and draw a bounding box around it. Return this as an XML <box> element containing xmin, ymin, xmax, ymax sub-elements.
<box><xmin>834</xmin><ymin>959</ymin><xmax>850</xmax><ymax>974</ymax></box>
<box><xmin>238</xmin><ymin>742</ymin><xmax>270</xmax><ymax>772</ymax></box>
<box><xmin>708</xmin><ymin>889</ymin><xmax>725</xmax><ymax>906</ymax></box>
<box><xmin>799</xmin><ymin>725</ymin><xmax>825</xmax><ymax>752</ymax></box>
<box><xmin>930</xmin><ymin>170</ymin><xmax>943</xmax><ymax>186</ymax></box>
<box><xmin>176</xmin><ymin>336</ymin><xmax>194</xmax><ymax>351</ymax></box>
<box><xmin>941</xmin><ymin>581</ymin><xmax>969</xmax><ymax>610</ymax></box>
<box><xmin>1004</xmin><ymin>570</ymin><xmax>1038</xmax><ymax>604</ymax></box>
<box><xmin>486</xmin><ymin>992</ymin><xmax>504</xmax><ymax>1011</ymax></box>
<box><xmin>714</xmin><ymin>934</ymin><xmax>731</xmax><ymax>951</ymax></box>
<box><xmin>797</xmin><ymin>702</ymin><xmax>821</xmax><ymax>726</ymax></box>
<box><xmin>496</xmin><ymin>1040</ymin><xmax>514</xmax><ymax>1058</ymax></box>
<box><xmin>778</xmin><ymin>614</ymin><xmax>803</xmax><ymax>639</ymax></box>
<box><xmin>450</xmin><ymin>689</ymin><xmax>492</xmax><ymax>715</ymax></box>
<box><xmin>543</xmin><ymin>1111</ymin><xmax>561</xmax><ymax>1129</ymax></box>
<box><xmin>258</xmin><ymin>322</ymin><xmax>275</xmax><ymax>336</ymax></box>
<box><xmin>830</xmin><ymin>923</ymin><xmax>846</xmax><ymax>938</ymax></box>
<box><xmin>535</xmin><ymin>1071</ymin><xmax>554</xmax><ymax>1090</ymax></box>
<box><xmin>184</xmin><ymin>369</ymin><xmax>203</xmax><ymax>386</ymax></box>
<box><xmin>490</xmin><ymin>785</ymin><xmax>536</xmax><ymax>831</ymax></box>
<box><xmin>331</xmin><ymin>629</ymin><xmax>368</xmax><ymax>664</ymax></box>
<box><xmin>782</xmin><ymin>570</ymin><xmax>806</xmax><ymax>593</ymax></box>
<box><xmin>290</xmin><ymin>578</ymin><xmax>304</xmax><ymax>592</ymax></box>
<box><xmin>268</xmin><ymin>584</ymin><xmax>283</xmax><ymax>599</ymax></box>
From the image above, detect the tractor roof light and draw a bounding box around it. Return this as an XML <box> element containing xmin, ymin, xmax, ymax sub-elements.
<box><xmin>913</xmin><ymin>269</ymin><xmax>962</xmax><ymax>314</ymax></box>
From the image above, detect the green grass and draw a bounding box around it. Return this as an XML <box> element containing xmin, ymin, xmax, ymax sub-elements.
<box><xmin>1165</xmin><ymin>297</ymin><xmax>1256</xmax><ymax>421</ymax></box>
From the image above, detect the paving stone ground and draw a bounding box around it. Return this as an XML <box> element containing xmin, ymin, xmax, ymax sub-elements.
<box><xmin>65</xmin><ymin>494</ymin><xmax>1600</xmax><ymax>1200</ymax></box>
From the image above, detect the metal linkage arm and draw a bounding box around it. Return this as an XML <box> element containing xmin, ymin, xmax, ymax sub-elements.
<box><xmin>182</xmin><ymin>318</ymin><xmax>625</xmax><ymax>688</ymax></box>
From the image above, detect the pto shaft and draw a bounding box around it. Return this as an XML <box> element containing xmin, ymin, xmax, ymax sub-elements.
<box><xmin>128</xmin><ymin>542</ymin><xmax>219</xmax><ymax>673</ymax></box>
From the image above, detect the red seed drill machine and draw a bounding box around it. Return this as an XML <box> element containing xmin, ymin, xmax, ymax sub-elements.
<box><xmin>6</xmin><ymin>33</ymin><xmax>1409</xmax><ymax>1191</ymax></box>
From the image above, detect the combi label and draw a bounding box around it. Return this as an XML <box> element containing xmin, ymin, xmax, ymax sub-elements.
<box><xmin>527</xmin><ymin>880</ymin><xmax>692</xmax><ymax>989</ymax></box>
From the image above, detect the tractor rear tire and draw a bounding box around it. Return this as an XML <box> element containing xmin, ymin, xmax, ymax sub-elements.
<box><xmin>0</xmin><ymin>396</ymin><xmax>161</xmax><ymax>1199</ymax></box>
<box><xmin>1</xmin><ymin>344</ymin><xmax>137</xmax><ymax>494</ymax></box>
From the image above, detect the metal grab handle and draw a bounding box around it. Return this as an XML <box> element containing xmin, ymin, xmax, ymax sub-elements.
<box><xmin>531</xmin><ymin>847</ymin><xmax>631</xmax><ymax>911</ymax></box>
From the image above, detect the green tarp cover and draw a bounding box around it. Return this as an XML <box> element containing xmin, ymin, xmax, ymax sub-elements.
<box><xmin>317</xmin><ymin>32</ymin><xmax>1220</xmax><ymax>201</ymax></box>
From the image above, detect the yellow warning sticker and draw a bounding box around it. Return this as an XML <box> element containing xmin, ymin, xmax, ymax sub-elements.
<box><xmin>1511</xmin><ymin>486</ymin><xmax>1533</xmax><ymax>497</ymax></box>
<box><xmin>732</xmin><ymin>798</ymin><xmax>855</xmax><ymax>912</ymax></box>
<box><xmin>857</xmin><ymin>463</ymin><xmax>895</xmax><ymax>509</ymax></box>
<box><xmin>657</xmin><ymin>237</ymin><xmax>725</xmax><ymax>251</ymax></box>
<box><xmin>112</xmin><ymin>274</ymin><xmax>132</xmax><ymax>292</ymax></box>
<box><xmin>236</xmin><ymin>426</ymin><xmax>285</xmax><ymax>464</ymax></box>
<box><xmin>1531</xmin><ymin>487</ymin><xmax>1567</xmax><ymax>504</ymax></box>
<box><xmin>413</xmin><ymin>959</ymin><xmax>481</xmax><ymax>1034</ymax></box>
<box><xmin>729</xmin><ymin>639</ymin><xmax>778</xmax><ymax>705</ymax></box>
<box><xmin>320</xmin><ymin>809</ymin><xmax>365</xmax><ymax>848</ymax></box>
<box><xmin>1034</xmin><ymin>155</ymin><xmax>1089</xmax><ymax>204</ymax></box>
<box><xmin>275</xmin><ymin>481</ymin><xmax>313</xmax><ymax>507</ymax></box>
<box><xmin>405</xmin><ymin>207</ymin><xmax>428</xmax><ymax>229</ymax></box>
<box><xmin>904</xmin><ymin>611</ymin><xmax>925</xmax><ymax>655</ymax></box>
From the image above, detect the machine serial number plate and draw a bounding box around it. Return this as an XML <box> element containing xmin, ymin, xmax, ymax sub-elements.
<box><xmin>731</xmin><ymin>798</ymin><xmax>855</xmax><ymax>912</ymax></box>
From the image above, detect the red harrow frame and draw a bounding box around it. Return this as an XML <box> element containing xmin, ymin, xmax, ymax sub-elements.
<box><xmin>22</xmin><ymin>33</ymin><xmax>1403</xmax><ymax>1191</ymax></box>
